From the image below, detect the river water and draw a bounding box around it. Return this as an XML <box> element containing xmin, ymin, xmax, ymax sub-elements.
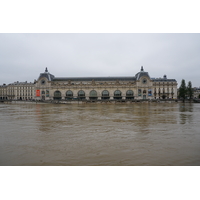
<box><xmin>0</xmin><ymin>102</ymin><xmax>200</xmax><ymax>166</ymax></box>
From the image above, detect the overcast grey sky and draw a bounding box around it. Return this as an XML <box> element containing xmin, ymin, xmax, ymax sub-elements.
<box><xmin>0</xmin><ymin>33</ymin><xmax>200</xmax><ymax>87</ymax></box>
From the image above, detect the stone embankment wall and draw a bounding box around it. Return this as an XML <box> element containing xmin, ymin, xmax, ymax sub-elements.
<box><xmin>0</xmin><ymin>99</ymin><xmax>177</xmax><ymax>104</ymax></box>
<box><xmin>1</xmin><ymin>99</ymin><xmax>199</xmax><ymax>104</ymax></box>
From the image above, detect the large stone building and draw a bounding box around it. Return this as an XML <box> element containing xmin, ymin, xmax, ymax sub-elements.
<box><xmin>0</xmin><ymin>81</ymin><xmax>35</xmax><ymax>100</ymax></box>
<box><xmin>0</xmin><ymin>66</ymin><xmax>178</xmax><ymax>101</ymax></box>
<box><xmin>35</xmin><ymin>66</ymin><xmax>178</xmax><ymax>101</ymax></box>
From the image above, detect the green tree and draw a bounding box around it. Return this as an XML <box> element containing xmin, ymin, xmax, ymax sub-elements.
<box><xmin>187</xmin><ymin>81</ymin><xmax>193</xmax><ymax>99</ymax></box>
<box><xmin>178</xmin><ymin>79</ymin><xmax>187</xmax><ymax>102</ymax></box>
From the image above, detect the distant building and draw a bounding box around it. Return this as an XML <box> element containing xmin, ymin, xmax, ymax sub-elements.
<box><xmin>193</xmin><ymin>87</ymin><xmax>200</xmax><ymax>98</ymax></box>
<box><xmin>0</xmin><ymin>66</ymin><xmax>178</xmax><ymax>101</ymax></box>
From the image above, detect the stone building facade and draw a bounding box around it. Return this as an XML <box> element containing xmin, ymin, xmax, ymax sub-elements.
<box><xmin>0</xmin><ymin>66</ymin><xmax>178</xmax><ymax>101</ymax></box>
<box><xmin>0</xmin><ymin>81</ymin><xmax>35</xmax><ymax>100</ymax></box>
<box><xmin>35</xmin><ymin>66</ymin><xmax>178</xmax><ymax>101</ymax></box>
<box><xmin>193</xmin><ymin>87</ymin><xmax>200</xmax><ymax>98</ymax></box>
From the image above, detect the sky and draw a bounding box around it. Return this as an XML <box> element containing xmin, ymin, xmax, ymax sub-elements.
<box><xmin>0</xmin><ymin>33</ymin><xmax>200</xmax><ymax>87</ymax></box>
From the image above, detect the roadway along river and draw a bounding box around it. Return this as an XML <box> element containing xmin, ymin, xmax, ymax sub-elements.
<box><xmin>0</xmin><ymin>102</ymin><xmax>200</xmax><ymax>165</ymax></box>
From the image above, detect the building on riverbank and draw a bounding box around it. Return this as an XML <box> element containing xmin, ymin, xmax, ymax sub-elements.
<box><xmin>193</xmin><ymin>87</ymin><xmax>200</xmax><ymax>98</ymax></box>
<box><xmin>35</xmin><ymin>66</ymin><xmax>177</xmax><ymax>101</ymax></box>
<box><xmin>0</xmin><ymin>66</ymin><xmax>178</xmax><ymax>101</ymax></box>
<box><xmin>0</xmin><ymin>81</ymin><xmax>35</xmax><ymax>100</ymax></box>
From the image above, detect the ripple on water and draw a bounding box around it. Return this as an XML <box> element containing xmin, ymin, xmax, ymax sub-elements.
<box><xmin>0</xmin><ymin>103</ymin><xmax>200</xmax><ymax>165</ymax></box>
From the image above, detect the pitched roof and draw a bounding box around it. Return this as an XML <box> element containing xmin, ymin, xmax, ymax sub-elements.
<box><xmin>52</xmin><ymin>76</ymin><xmax>136</xmax><ymax>82</ymax></box>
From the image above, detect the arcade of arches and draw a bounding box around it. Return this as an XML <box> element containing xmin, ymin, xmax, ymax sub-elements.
<box><xmin>1</xmin><ymin>67</ymin><xmax>176</xmax><ymax>101</ymax></box>
<box><xmin>53</xmin><ymin>90</ymin><xmax>135</xmax><ymax>100</ymax></box>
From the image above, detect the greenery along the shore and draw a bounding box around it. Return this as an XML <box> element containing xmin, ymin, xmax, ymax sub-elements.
<box><xmin>178</xmin><ymin>79</ymin><xmax>193</xmax><ymax>101</ymax></box>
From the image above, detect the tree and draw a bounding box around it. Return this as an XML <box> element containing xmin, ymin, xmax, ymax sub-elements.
<box><xmin>187</xmin><ymin>81</ymin><xmax>193</xmax><ymax>99</ymax></box>
<box><xmin>178</xmin><ymin>79</ymin><xmax>187</xmax><ymax>102</ymax></box>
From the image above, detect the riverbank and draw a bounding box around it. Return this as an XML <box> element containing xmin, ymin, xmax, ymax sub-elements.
<box><xmin>1</xmin><ymin>99</ymin><xmax>199</xmax><ymax>104</ymax></box>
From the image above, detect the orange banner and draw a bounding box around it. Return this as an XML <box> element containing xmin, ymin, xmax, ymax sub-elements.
<box><xmin>36</xmin><ymin>90</ymin><xmax>40</xmax><ymax>97</ymax></box>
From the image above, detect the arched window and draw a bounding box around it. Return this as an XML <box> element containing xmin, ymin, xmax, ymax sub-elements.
<box><xmin>143</xmin><ymin>90</ymin><xmax>147</xmax><ymax>99</ymax></box>
<box><xmin>126</xmin><ymin>90</ymin><xmax>133</xmax><ymax>96</ymax></box>
<box><xmin>78</xmin><ymin>90</ymin><xmax>85</xmax><ymax>100</ymax></box>
<box><xmin>66</xmin><ymin>90</ymin><xmax>73</xmax><ymax>96</ymax></box>
<box><xmin>126</xmin><ymin>90</ymin><xmax>134</xmax><ymax>99</ymax></box>
<box><xmin>114</xmin><ymin>90</ymin><xmax>122</xmax><ymax>99</ymax></box>
<box><xmin>66</xmin><ymin>90</ymin><xmax>73</xmax><ymax>100</ymax></box>
<box><xmin>41</xmin><ymin>91</ymin><xmax>45</xmax><ymax>95</ymax></box>
<box><xmin>101</xmin><ymin>90</ymin><xmax>110</xmax><ymax>100</ymax></box>
<box><xmin>102</xmin><ymin>90</ymin><xmax>109</xmax><ymax>96</ymax></box>
<box><xmin>89</xmin><ymin>90</ymin><xmax>97</xmax><ymax>97</ymax></box>
<box><xmin>54</xmin><ymin>90</ymin><xmax>62</xmax><ymax>100</ymax></box>
<box><xmin>89</xmin><ymin>90</ymin><xmax>97</xmax><ymax>100</ymax></box>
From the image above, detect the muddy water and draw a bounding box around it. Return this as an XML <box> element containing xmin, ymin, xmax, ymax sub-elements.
<box><xmin>0</xmin><ymin>102</ymin><xmax>200</xmax><ymax>165</ymax></box>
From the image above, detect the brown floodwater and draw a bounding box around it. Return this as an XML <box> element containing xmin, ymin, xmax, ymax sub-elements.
<box><xmin>0</xmin><ymin>102</ymin><xmax>200</xmax><ymax>166</ymax></box>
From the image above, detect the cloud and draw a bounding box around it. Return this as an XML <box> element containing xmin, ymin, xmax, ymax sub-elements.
<box><xmin>0</xmin><ymin>33</ymin><xmax>200</xmax><ymax>87</ymax></box>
